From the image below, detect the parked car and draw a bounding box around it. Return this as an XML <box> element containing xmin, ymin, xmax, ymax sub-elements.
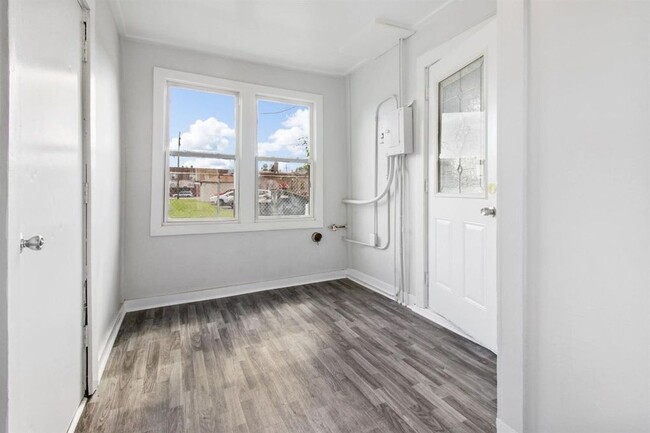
<box><xmin>210</xmin><ymin>190</ymin><xmax>235</xmax><ymax>207</ymax></box>
<box><xmin>258</xmin><ymin>189</ymin><xmax>272</xmax><ymax>202</ymax></box>
<box><xmin>177</xmin><ymin>190</ymin><xmax>193</xmax><ymax>198</ymax></box>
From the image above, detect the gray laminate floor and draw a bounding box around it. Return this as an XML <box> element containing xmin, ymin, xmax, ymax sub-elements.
<box><xmin>76</xmin><ymin>278</ymin><xmax>496</xmax><ymax>433</ymax></box>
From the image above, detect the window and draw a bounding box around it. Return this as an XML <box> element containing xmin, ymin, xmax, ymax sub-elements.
<box><xmin>151</xmin><ymin>68</ymin><xmax>323</xmax><ymax>235</ymax></box>
<box><xmin>167</xmin><ymin>86</ymin><xmax>237</xmax><ymax>221</ymax></box>
<box><xmin>437</xmin><ymin>56</ymin><xmax>486</xmax><ymax>196</ymax></box>
<box><xmin>257</xmin><ymin>99</ymin><xmax>312</xmax><ymax>219</ymax></box>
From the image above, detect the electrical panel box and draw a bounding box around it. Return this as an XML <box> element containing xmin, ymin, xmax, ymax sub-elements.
<box><xmin>378</xmin><ymin>106</ymin><xmax>413</xmax><ymax>156</ymax></box>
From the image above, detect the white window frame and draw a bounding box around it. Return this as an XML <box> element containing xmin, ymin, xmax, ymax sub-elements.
<box><xmin>150</xmin><ymin>67</ymin><xmax>324</xmax><ymax>236</ymax></box>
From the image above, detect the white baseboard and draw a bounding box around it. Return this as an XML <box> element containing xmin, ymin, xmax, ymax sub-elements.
<box><xmin>66</xmin><ymin>397</ymin><xmax>87</xmax><ymax>433</ymax></box>
<box><xmin>345</xmin><ymin>268</ymin><xmax>396</xmax><ymax>300</ymax></box>
<box><xmin>93</xmin><ymin>303</ymin><xmax>126</xmax><ymax>391</ymax></box>
<box><xmin>123</xmin><ymin>270</ymin><xmax>348</xmax><ymax>312</ymax></box>
<box><xmin>496</xmin><ymin>418</ymin><xmax>519</xmax><ymax>433</ymax></box>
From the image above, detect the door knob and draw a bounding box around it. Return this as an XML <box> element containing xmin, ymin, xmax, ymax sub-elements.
<box><xmin>481</xmin><ymin>207</ymin><xmax>496</xmax><ymax>217</ymax></box>
<box><xmin>20</xmin><ymin>234</ymin><xmax>45</xmax><ymax>252</ymax></box>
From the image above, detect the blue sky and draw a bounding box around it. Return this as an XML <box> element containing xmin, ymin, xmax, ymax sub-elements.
<box><xmin>168</xmin><ymin>86</ymin><xmax>310</xmax><ymax>169</ymax></box>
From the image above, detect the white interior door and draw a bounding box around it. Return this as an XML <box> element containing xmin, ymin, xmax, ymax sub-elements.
<box><xmin>427</xmin><ymin>21</ymin><xmax>497</xmax><ymax>352</ymax></box>
<box><xmin>7</xmin><ymin>0</ymin><xmax>86</xmax><ymax>431</ymax></box>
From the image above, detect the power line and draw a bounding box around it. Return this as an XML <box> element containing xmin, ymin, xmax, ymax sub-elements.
<box><xmin>260</xmin><ymin>106</ymin><xmax>298</xmax><ymax>115</ymax></box>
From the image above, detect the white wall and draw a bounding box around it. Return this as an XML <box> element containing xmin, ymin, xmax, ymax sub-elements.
<box><xmin>88</xmin><ymin>0</ymin><xmax>123</xmax><ymax>391</ymax></box>
<box><xmin>121</xmin><ymin>39</ymin><xmax>348</xmax><ymax>301</ymax></box>
<box><xmin>525</xmin><ymin>1</ymin><xmax>650</xmax><ymax>432</ymax></box>
<box><xmin>0</xmin><ymin>0</ymin><xmax>8</xmax><ymax>430</ymax></box>
<box><xmin>347</xmin><ymin>0</ymin><xmax>496</xmax><ymax>304</ymax></box>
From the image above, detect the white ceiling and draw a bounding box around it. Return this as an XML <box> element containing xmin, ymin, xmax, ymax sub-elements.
<box><xmin>108</xmin><ymin>0</ymin><xmax>451</xmax><ymax>75</ymax></box>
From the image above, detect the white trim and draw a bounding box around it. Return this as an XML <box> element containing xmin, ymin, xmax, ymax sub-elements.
<box><xmin>150</xmin><ymin>67</ymin><xmax>324</xmax><ymax>237</ymax></box>
<box><xmin>123</xmin><ymin>270</ymin><xmax>347</xmax><ymax>312</ymax></box>
<box><xmin>496</xmin><ymin>418</ymin><xmax>519</xmax><ymax>433</ymax></box>
<box><xmin>92</xmin><ymin>304</ymin><xmax>125</xmax><ymax>391</ymax></box>
<box><xmin>65</xmin><ymin>398</ymin><xmax>87</xmax><ymax>433</ymax></box>
<box><xmin>345</xmin><ymin>268</ymin><xmax>396</xmax><ymax>299</ymax></box>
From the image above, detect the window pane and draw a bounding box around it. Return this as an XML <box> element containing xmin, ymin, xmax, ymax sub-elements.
<box><xmin>438</xmin><ymin>57</ymin><xmax>485</xmax><ymax>195</ymax></box>
<box><xmin>169</xmin><ymin>86</ymin><xmax>237</xmax><ymax>155</ymax></box>
<box><xmin>257</xmin><ymin>100</ymin><xmax>310</xmax><ymax>158</ymax></box>
<box><xmin>258</xmin><ymin>161</ymin><xmax>310</xmax><ymax>217</ymax></box>
<box><xmin>168</xmin><ymin>157</ymin><xmax>235</xmax><ymax>220</ymax></box>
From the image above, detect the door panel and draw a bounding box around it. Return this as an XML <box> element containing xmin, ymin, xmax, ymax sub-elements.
<box><xmin>463</xmin><ymin>222</ymin><xmax>486</xmax><ymax>307</ymax></box>
<box><xmin>8</xmin><ymin>0</ymin><xmax>86</xmax><ymax>431</ymax></box>
<box><xmin>435</xmin><ymin>219</ymin><xmax>453</xmax><ymax>290</ymax></box>
<box><xmin>427</xmin><ymin>21</ymin><xmax>497</xmax><ymax>352</ymax></box>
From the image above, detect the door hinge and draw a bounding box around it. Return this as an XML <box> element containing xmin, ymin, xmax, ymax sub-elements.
<box><xmin>424</xmin><ymin>271</ymin><xmax>429</xmax><ymax>288</ymax></box>
<box><xmin>83</xmin><ymin>181</ymin><xmax>89</xmax><ymax>204</ymax></box>
<box><xmin>83</xmin><ymin>325</ymin><xmax>88</xmax><ymax>347</ymax></box>
<box><xmin>424</xmin><ymin>179</ymin><xmax>429</xmax><ymax>194</ymax></box>
<box><xmin>82</xmin><ymin>21</ymin><xmax>88</xmax><ymax>63</ymax></box>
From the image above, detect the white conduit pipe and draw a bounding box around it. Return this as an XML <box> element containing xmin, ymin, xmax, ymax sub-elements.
<box><xmin>395</xmin><ymin>38</ymin><xmax>406</xmax><ymax>304</ymax></box>
<box><xmin>342</xmin><ymin>156</ymin><xmax>395</xmax><ymax>206</ymax></box>
<box><xmin>372</xmin><ymin>95</ymin><xmax>398</xmax><ymax>238</ymax></box>
<box><xmin>343</xmin><ymin>95</ymin><xmax>398</xmax><ymax>249</ymax></box>
<box><xmin>343</xmin><ymin>160</ymin><xmax>394</xmax><ymax>249</ymax></box>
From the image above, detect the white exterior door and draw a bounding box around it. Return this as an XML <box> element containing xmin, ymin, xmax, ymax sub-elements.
<box><xmin>427</xmin><ymin>21</ymin><xmax>497</xmax><ymax>352</ymax></box>
<box><xmin>7</xmin><ymin>0</ymin><xmax>86</xmax><ymax>431</ymax></box>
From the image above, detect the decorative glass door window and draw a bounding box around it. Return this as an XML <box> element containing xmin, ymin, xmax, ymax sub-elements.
<box><xmin>437</xmin><ymin>57</ymin><xmax>486</xmax><ymax>195</ymax></box>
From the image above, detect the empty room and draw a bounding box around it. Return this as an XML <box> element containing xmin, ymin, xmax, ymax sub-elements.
<box><xmin>1</xmin><ymin>0</ymin><xmax>649</xmax><ymax>432</ymax></box>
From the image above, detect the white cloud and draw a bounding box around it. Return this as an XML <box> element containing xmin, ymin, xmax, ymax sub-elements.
<box><xmin>258</xmin><ymin>108</ymin><xmax>310</xmax><ymax>157</ymax></box>
<box><xmin>171</xmin><ymin>117</ymin><xmax>235</xmax><ymax>153</ymax></box>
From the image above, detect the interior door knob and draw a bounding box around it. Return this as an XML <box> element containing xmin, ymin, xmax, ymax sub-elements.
<box><xmin>481</xmin><ymin>207</ymin><xmax>496</xmax><ymax>217</ymax></box>
<box><xmin>20</xmin><ymin>234</ymin><xmax>45</xmax><ymax>252</ymax></box>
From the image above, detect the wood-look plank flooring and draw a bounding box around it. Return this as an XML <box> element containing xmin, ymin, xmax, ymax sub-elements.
<box><xmin>76</xmin><ymin>279</ymin><xmax>496</xmax><ymax>433</ymax></box>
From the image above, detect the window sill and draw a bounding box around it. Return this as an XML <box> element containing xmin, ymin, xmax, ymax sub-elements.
<box><xmin>150</xmin><ymin>218</ymin><xmax>323</xmax><ymax>236</ymax></box>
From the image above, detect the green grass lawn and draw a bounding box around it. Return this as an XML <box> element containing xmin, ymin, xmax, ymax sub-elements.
<box><xmin>169</xmin><ymin>198</ymin><xmax>234</xmax><ymax>219</ymax></box>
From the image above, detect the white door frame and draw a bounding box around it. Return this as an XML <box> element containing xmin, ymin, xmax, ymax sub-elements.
<box><xmin>77</xmin><ymin>0</ymin><xmax>96</xmax><ymax>396</ymax></box>
<box><xmin>0</xmin><ymin>2</ymin><xmax>8</xmax><ymax>431</ymax></box>
<box><xmin>417</xmin><ymin>12</ymin><xmax>527</xmax><ymax>433</ymax></box>
<box><xmin>79</xmin><ymin>0</ymin><xmax>91</xmax><ymax>396</ymax></box>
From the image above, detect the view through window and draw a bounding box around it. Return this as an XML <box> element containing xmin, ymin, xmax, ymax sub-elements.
<box><xmin>257</xmin><ymin>99</ymin><xmax>312</xmax><ymax>218</ymax></box>
<box><xmin>152</xmin><ymin>68</ymin><xmax>323</xmax><ymax>235</ymax></box>
<box><xmin>167</xmin><ymin>86</ymin><xmax>237</xmax><ymax>220</ymax></box>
